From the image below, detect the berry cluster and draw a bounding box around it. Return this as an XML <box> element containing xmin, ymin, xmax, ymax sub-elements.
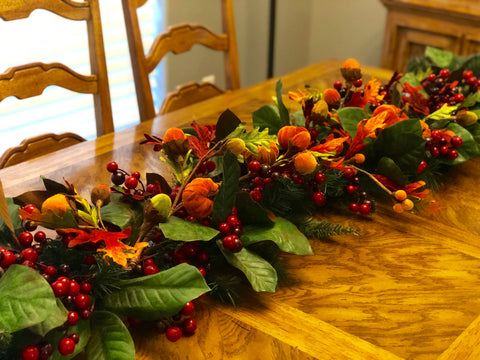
<box><xmin>159</xmin><ymin>301</ymin><xmax>198</xmax><ymax>342</ymax></box>
<box><xmin>342</xmin><ymin>168</ymin><xmax>374</xmax><ymax>216</ymax></box>
<box><xmin>219</xmin><ymin>208</ymin><xmax>243</xmax><ymax>253</ymax></box>
<box><xmin>246</xmin><ymin>160</ymin><xmax>273</xmax><ymax>202</ymax></box>
<box><xmin>421</xmin><ymin>69</ymin><xmax>479</xmax><ymax>112</ymax></box>
<box><xmin>392</xmin><ymin>190</ymin><xmax>414</xmax><ymax>213</ymax></box>
<box><xmin>425</xmin><ymin>129</ymin><xmax>462</xmax><ymax>160</ymax></box>
<box><xmin>107</xmin><ymin>161</ymin><xmax>147</xmax><ymax>197</ymax></box>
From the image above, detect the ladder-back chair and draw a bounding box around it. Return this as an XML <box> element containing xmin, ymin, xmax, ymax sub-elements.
<box><xmin>122</xmin><ymin>0</ymin><xmax>240</xmax><ymax>120</ymax></box>
<box><xmin>0</xmin><ymin>0</ymin><xmax>114</xmax><ymax>168</ymax></box>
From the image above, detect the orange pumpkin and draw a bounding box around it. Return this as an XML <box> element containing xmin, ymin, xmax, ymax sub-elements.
<box><xmin>294</xmin><ymin>152</ymin><xmax>317</xmax><ymax>175</ymax></box>
<box><xmin>182</xmin><ymin>178</ymin><xmax>219</xmax><ymax>218</ymax></box>
<box><xmin>277</xmin><ymin>126</ymin><xmax>310</xmax><ymax>150</ymax></box>
<box><xmin>322</xmin><ymin>88</ymin><xmax>340</xmax><ymax>106</ymax></box>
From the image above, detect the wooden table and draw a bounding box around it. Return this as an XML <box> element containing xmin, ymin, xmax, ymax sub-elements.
<box><xmin>2</xmin><ymin>59</ymin><xmax>480</xmax><ymax>359</ymax></box>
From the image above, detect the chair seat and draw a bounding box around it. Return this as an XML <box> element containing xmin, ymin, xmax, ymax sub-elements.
<box><xmin>0</xmin><ymin>132</ymin><xmax>86</xmax><ymax>168</ymax></box>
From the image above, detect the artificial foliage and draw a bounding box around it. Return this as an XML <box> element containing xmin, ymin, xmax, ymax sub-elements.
<box><xmin>1</xmin><ymin>47</ymin><xmax>480</xmax><ymax>359</ymax></box>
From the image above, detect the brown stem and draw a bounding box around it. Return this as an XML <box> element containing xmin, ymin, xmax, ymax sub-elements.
<box><xmin>351</xmin><ymin>165</ymin><xmax>393</xmax><ymax>197</ymax></box>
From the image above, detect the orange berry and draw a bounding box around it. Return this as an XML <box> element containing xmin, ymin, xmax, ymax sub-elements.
<box><xmin>394</xmin><ymin>190</ymin><xmax>407</xmax><ymax>201</ymax></box>
<box><xmin>401</xmin><ymin>199</ymin><xmax>414</xmax><ymax>211</ymax></box>
<box><xmin>393</xmin><ymin>203</ymin><xmax>404</xmax><ymax>213</ymax></box>
<box><xmin>294</xmin><ymin>152</ymin><xmax>317</xmax><ymax>175</ymax></box>
<box><xmin>354</xmin><ymin>153</ymin><xmax>365</xmax><ymax>164</ymax></box>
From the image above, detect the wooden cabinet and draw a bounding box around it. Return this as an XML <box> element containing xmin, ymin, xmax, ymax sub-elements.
<box><xmin>380</xmin><ymin>0</ymin><xmax>480</xmax><ymax>72</ymax></box>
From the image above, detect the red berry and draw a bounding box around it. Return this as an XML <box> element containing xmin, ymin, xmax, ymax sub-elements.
<box><xmin>144</xmin><ymin>258</ymin><xmax>156</xmax><ymax>267</ymax></box>
<box><xmin>51</xmin><ymin>281</ymin><xmax>69</xmax><ymax>298</ymax></box>
<box><xmin>44</xmin><ymin>265</ymin><xmax>56</xmax><ymax>276</ymax></box>
<box><xmin>196</xmin><ymin>250</ymin><xmax>209</xmax><ymax>263</ymax></box>
<box><xmin>314</xmin><ymin>172</ymin><xmax>326</xmax><ymax>185</ymax></box>
<box><xmin>448</xmin><ymin>149</ymin><xmax>459</xmax><ymax>160</ymax></box>
<box><xmin>343</xmin><ymin>168</ymin><xmax>356</xmax><ymax>179</ymax></box>
<box><xmin>463</xmin><ymin>70</ymin><xmax>474</xmax><ymax>79</ymax></box>
<box><xmin>416</xmin><ymin>160</ymin><xmax>428</xmax><ymax>174</ymax></box>
<box><xmin>451</xmin><ymin>136</ymin><xmax>463</xmax><ymax>148</ymax></box>
<box><xmin>454</xmin><ymin>93</ymin><xmax>465</xmax><ymax>103</ymax></box>
<box><xmin>20</xmin><ymin>248</ymin><xmax>38</xmax><ymax>263</ymax></box>
<box><xmin>427</xmin><ymin>73</ymin><xmax>436</xmax><ymax>82</ymax></box>
<box><xmin>253</xmin><ymin>176</ymin><xmax>264</xmax><ymax>187</ymax></box>
<box><xmin>333</xmin><ymin>80</ymin><xmax>343</xmax><ymax>90</ymax></box>
<box><xmin>106</xmin><ymin>161</ymin><xmax>118</xmax><ymax>173</ymax></box>
<box><xmin>0</xmin><ymin>250</ymin><xmax>16</xmax><ymax>268</ymax></box>
<box><xmin>68</xmin><ymin>280</ymin><xmax>81</xmax><ymax>297</ymax></box>
<box><xmin>439</xmin><ymin>68</ymin><xmax>450</xmax><ymax>79</ymax></box>
<box><xmin>468</xmin><ymin>76</ymin><xmax>478</xmax><ymax>86</ymax></box>
<box><xmin>69</xmin><ymin>333</ymin><xmax>80</xmax><ymax>344</ymax></box>
<box><xmin>173</xmin><ymin>249</ymin><xmax>185</xmax><ymax>260</ymax></box>
<box><xmin>84</xmin><ymin>255</ymin><xmax>96</xmax><ymax>266</ymax></box>
<box><xmin>23</xmin><ymin>204</ymin><xmax>37</xmax><ymax>214</ymax></box>
<box><xmin>250</xmin><ymin>189</ymin><xmax>262</xmax><ymax>202</ymax></box>
<box><xmin>58</xmin><ymin>338</ymin><xmax>75</xmax><ymax>356</ymax></box>
<box><xmin>359</xmin><ymin>203</ymin><xmax>371</xmax><ymax>216</ymax></box>
<box><xmin>182</xmin><ymin>318</ymin><xmax>197</xmax><ymax>334</ymax></box>
<box><xmin>197</xmin><ymin>267</ymin><xmax>207</xmax><ymax>277</ymax></box>
<box><xmin>80</xmin><ymin>309</ymin><xmax>92</xmax><ymax>320</ymax></box>
<box><xmin>218</xmin><ymin>222</ymin><xmax>230</xmax><ymax>235</ymax></box>
<box><xmin>226</xmin><ymin>216</ymin><xmax>241</xmax><ymax>227</ymax></box>
<box><xmin>430</xmin><ymin>147</ymin><xmax>440</xmax><ymax>157</ymax></box>
<box><xmin>222</xmin><ymin>235</ymin><xmax>236</xmax><ymax>250</ymax></box>
<box><xmin>312</xmin><ymin>191</ymin><xmax>326</xmax><ymax>205</ymax></box>
<box><xmin>67</xmin><ymin>311</ymin><xmax>80</xmax><ymax>326</ymax></box>
<box><xmin>144</xmin><ymin>265</ymin><xmax>160</xmax><ymax>276</ymax></box>
<box><xmin>80</xmin><ymin>282</ymin><xmax>92</xmax><ymax>294</ymax></box>
<box><xmin>182</xmin><ymin>242</ymin><xmax>199</xmax><ymax>258</ymax></box>
<box><xmin>431</xmin><ymin>129</ymin><xmax>442</xmax><ymax>142</ymax></box>
<box><xmin>248</xmin><ymin>160</ymin><xmax>261</xmax><ymax>173</ymax></box>
<box><xmin>349</xmin><ymin>203</ymin><xmax>359</xmax><ymax>212</ymax></box>
<box><xmin>292</xmin><ymin>174</ymin><xmax>304</xmax><ymax>185</ymax></box>
<box><xmin>166</xmin><ymin>326</ymin><xmax>182</xmax><ymax>342</ymax></box>
<box><xmin>205</xmin><ymin>160</ymin><xmax>216</xmax><ymax>172</ymax></box>
<box><xmin>353</xmin><ymin>79</ymin><xmax>363</xmax><ymax>87</ymax></box>
<box><xmin>346</xmin><ymin>185</ymin><xmax>357</xmax><ymax>194</ymax></box>
<box><xmin>186</xmin><ymin>215</ymin><xmax>196</xmax><ymax>222</ymax></box>
<box><xmin>131</xmin><ymin>171</ymin><xmax>141</xmax><ymax>179</ymax></box>
<box><xmin>74</xmin><ymin>294</ymin><xmax>91</xmax><ymax>310</ymax></box>
<box><xmin>440</xmin><ymin>145</ymin><xmax>449</xmax><ymax>155</ymax></box>
<box><xmin>146</xmin><ymin>183</ymin><xmax>156</xmax><ymax>194</ymax></box>
<box><xmin>124</xmin><ymin>176</ymin><xmax>138</xmax><ymax>189</ymax></box>
<box><xmin>21</xmin><ymin>345</ymin><xmax>39</xmax><ymax>360</ymax></box>
<box><xmin>34</xmin><ymin>231</ymin><xmax>46</xmax><ymax>243</ymax></box>
<box><xmin>309</xmin><ymin>128</ymin><xmax>319</xmax><ymax>139</ymax></box>
<box><xmin>181</xmin><ymin>302</ymin><xmax>195</xmax><ymax>316</ymax></box>
<box><xmin>19</xmin><ymin>232</ymin><xmax>34</xmax><ymax>247</ymax></box>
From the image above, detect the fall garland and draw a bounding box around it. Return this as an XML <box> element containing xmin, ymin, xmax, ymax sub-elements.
<box><xmin>1</xmin><ymin>47</ymin><xmax>480</xmax><ymax>359</ymax></box>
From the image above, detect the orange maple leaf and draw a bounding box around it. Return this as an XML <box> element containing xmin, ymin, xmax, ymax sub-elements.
<box><xmin>344</xmin><ymin>111</ymin><xmax>388</xmax><ymax>159</ymax></box>
<box><xmin>373</xmin><ymin>176</ymin><xmax>430</xmax><ymax>199</ymax></box>
<box><xmin>310</xmin><ymin>134</ymin><xmax>349</xmax><ymax>155</ymax></box>
<box><xmin>60</xmin><ymin>227</ymin><xmax>148</xmax><ymax>267</ymax></box>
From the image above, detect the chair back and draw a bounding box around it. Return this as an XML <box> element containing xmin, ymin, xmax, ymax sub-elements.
<box><xmin>0</xmin><ymin>0</ymin><xmax>114</xmax><ymax>136</ymax></box>
<box><xmin>122</xmin><ymin>0</ymin><xmax>240</xmax><ymax>120</ymax></box>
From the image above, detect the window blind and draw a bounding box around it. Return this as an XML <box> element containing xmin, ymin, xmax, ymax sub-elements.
<box><xmin>0</xmin><ymin>1</ymin><xmax>165</xmax><ymax>155</ymax></box>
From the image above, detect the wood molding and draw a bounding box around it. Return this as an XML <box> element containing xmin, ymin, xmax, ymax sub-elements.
<box><xmin>0</xmin><ymin>0</ymin><xmax>90</xmax><ymax>21</ymax></box>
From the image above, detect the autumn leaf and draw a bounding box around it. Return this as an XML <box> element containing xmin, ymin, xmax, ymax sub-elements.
<box><xmin>310</xmin><ymin>134</ymin><xmax>349</xmax><ymax>155</ymax></box>
<box><xmin>402</xmin><ymin>82</ymin><xmax>430</xmax><ymax>116</ymax></box>
<box><xmin>373</xmin><ymin>175</ymin><xmax>430</xmax><ymax>199</ymax></box>
<box><xmin>344</xmin><ymin>111</ymin><xmax>388</xmax><ymax>159</ymax></box>
<box><xmin>187</xmin><ymin>121</ymin><xmax>216</xmax><ymax>158</ymax></box>
<box><xmin>60</xmin><ymin>227</ymin><xmax>148</xmax><ymax>267</ymax></box>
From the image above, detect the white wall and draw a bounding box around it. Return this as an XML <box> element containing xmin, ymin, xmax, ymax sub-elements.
<box><xmin>163</xmin><ymin>0</ymin><xmax>387</xmax><ymax>91</ymax></box>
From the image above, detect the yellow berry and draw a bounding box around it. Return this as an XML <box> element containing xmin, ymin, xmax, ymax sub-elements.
<box><xmin>394</xmin><ymin>190</ymin><xmax>407</xmax><ymax>201</ymax></box>
<box><xmin>393</xmin><ymin>203</ymin><xmax>404</xmax><ymax>213</ymax></box>
<box><xmin>402</xmin><ymin>199</ymin><xmax>414</xmax><ymax>211</ymax></box>
<box><xmin>354</xmin><ymin>153</ymin><xmax>365</xmax><ymax>164</ymax></box>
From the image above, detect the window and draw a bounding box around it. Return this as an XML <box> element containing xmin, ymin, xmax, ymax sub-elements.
<box><xmin>0</xmin><ymin>1</ymin><xmax>165</xmax><ymax>155</ymax></box>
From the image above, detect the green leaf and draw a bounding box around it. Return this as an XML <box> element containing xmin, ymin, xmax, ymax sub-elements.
<box><xmin>0</xmin><ymin>265</ymin><xmax>58</xmax><ymax>333</ymax></box>
<box><xmin>217</xmin><ymin>241</ymin><xmax>277</xmax><ymax>292</ymax></box>
<box><xmin>365</xmin><ymin>119</ymin><xmax>425</xmax><ymax>174</ymax></box>
<box><xmin>0</xmin><ymin>198</ymin><xmax>22</xmax><ymax>250</ymax></box>
<box><xmin>215</xmin><ymin>109</ymin><xmax>242</xmax><ymax>141</ymax></box>
<box><xmin>227</xmin><ymin>123</ymin><xmax>277</xmax><ymax>154</ymax></box>
<box><xmin>211</xmin><ymin>151</ymin><xmax>240</xmax><ymax>226</ymax></box>
<box><xmin>376</xmin><ymin>157</ymin><xmax>408</xmax><ymax>185</ymax></box>
<box><xmin>235</xmin><ymin>192</ymin><xmax>274</xmax><ymax>227</ymax></box>
<box><xmin>85</xmin><ymin>312</ymin><xmax>135</xmax><ymax>360</ymax></box>
<box><xmin>466</xmin><ymin>122</ymin><xmax>480</xmax><ymax>144</ymax></box>
<box><xmin>103</xmin><ymin>263</ymin><xmax>210</xmax><ymax>319</ymax></box>
<box><xmin>158</xmin><ymin>216</ymin><xmax>219</xmax><ymax>241</ymax></box>
<box><xmin>101</xmin><ymin>193</ymin><xmax>143</xmax><ymax>243</ymax></box>
<box><xmin>291</xmin><ymin>109</ymin><xmax>305</xmax><ymax>127</ymax></box>
<box><xmin>276</xmin><ymin>79</ymin><xmax>290</xmax><ymax>126</ymax></box>
<box><xmin>242</xmin><ymin>217</ymin><xmax>313</xmax><ymax>255</ymax></box>
<box><xmin>47</xmin><ymin>319</ymin><xmax>90</xmax><ymax>360</ymax></box>
<box><xmin>30</xmin><ymin>299</ymin><xmax>68</xmax><ymax>337</ymax></box>
<box><xmin>336</xmin><ymin>107</ymin><xmax>367</xmax><ymax>137</ymax></box>
<box><xmin>252</xmin><ymin>105</ymin><xmax>282</xmax><ymax>135</ymax></box>
<box><xmin>442</xmin><ymin>122</ymin><xmax>480</xmax><ymax>164</ymax></box>
<box><xmin>41</xmin><ymin>177</ymin><xmax>75</xmax><ymax>195</ymax></box>
<box><xmin>461</xmin><ymin>91</ymin><xmax>480</xmax><ymax>108</ymax></box>
<box><xmin>425</xmin><ymin>46</ymin><xmax>454</xmax><ymax>68</ymax></box>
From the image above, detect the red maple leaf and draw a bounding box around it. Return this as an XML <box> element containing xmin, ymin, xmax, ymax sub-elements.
<box><xmin>402</xmin><ymin>83</ymin><xmax>430</xmax><ymax>116</ymax></box>
<box><xmin>188</xmin><ymin>121</ymin><xmax>216</xmax><ymax>157</ymax></box>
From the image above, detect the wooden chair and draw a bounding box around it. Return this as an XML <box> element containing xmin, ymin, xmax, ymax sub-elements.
<box><xmin>122</xmin><ymin>0</ymin><xmax>240</xmax><ymax>120</ymax></box>
<box><xmin>0</xmin><ymin>133</ymin><xmax>86</xmax><ymax>169</ymax></box>
<box><xmin>0</xmin><ymin>0</ymin><xmax>114</xmax><ymax>167</ymax></box>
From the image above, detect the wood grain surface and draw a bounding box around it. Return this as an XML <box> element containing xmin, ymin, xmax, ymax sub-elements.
<box><xmin>1</xmin><ymin>60</ymin><xmax>479</xmax><ymax>359</ymax></box>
